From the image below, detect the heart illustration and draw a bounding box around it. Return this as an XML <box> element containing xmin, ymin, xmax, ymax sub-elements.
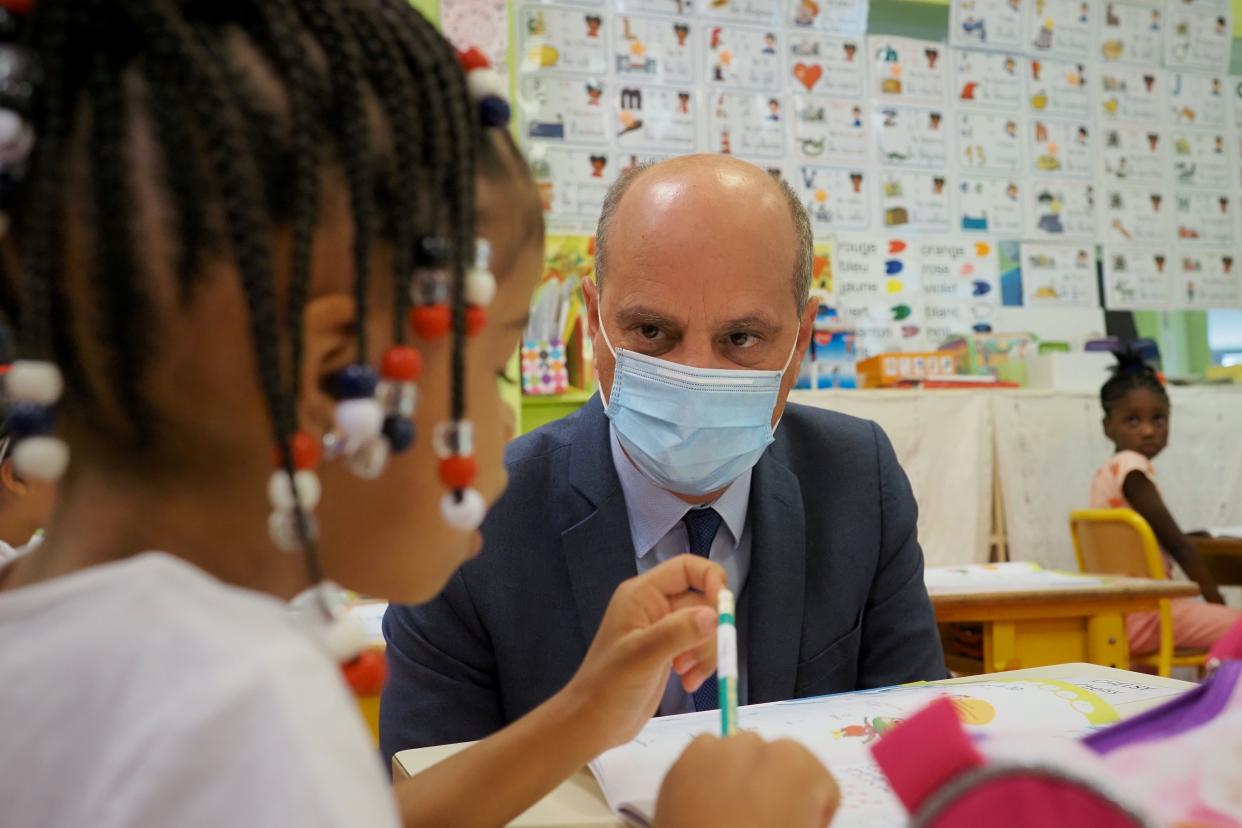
<box><xmin>888</xmin><ymin>239</ymin><xmax>907</xmax><ymax>254</ymax></box>
<box><xmin>961</xmin><ymin>263</ymin><xmax>975</xmax><ymax>276</ymax></box>
<box><xmin>794</xmin><ymin>62</ymin><xmax>823</xmax><ymax>92</ymax></box>
<box><xmin>972</xmin><ymin>281</ymin><xmax>993</xmax><ymax>296</ymax></box>
<box><xmin>884</xmin><ymin>259</ymin><xmax>904</xmax><ymax>275</ymax></box>
<box><xmin>887</xmin><ymin>278</ymin><xmax>905</xmax><ymax>294</ymax></box>
<box><xmin>974</xmin><ymin>241</ymin><xmax>991</xmax><ymax>256</ymax></box>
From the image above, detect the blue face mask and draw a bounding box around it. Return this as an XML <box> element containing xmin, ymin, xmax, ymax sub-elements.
<box><xmin>598</xmin><ymin>312</ymin><xmax>798</xmax><ymax>496</ymax></box>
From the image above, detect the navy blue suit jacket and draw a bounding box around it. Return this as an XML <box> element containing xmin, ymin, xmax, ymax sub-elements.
<box><xmin>380</xmin><ymin>397</ymin><xmax>946</xmax><ymax>759</ymax></box>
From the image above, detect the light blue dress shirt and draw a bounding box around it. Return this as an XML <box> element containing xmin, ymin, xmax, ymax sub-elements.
<box><xmin>609</xmin><ymin>426</ymin><xmax>752</xmax><ymax>715</ymax></box>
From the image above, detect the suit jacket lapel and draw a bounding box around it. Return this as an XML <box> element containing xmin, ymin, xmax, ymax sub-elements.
<box><xmin>742</xmin><ymin>450</ymin><xmax>807</xmax><ymax>703</ymax></box>
<box><xmin>562</xmin><ymin>397</ymin><xmax>640</xmax><ymax>645</ymax></box>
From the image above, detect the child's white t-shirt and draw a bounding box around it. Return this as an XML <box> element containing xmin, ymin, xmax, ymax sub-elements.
<box><xmin>0</xmin><ymin>552</ymin><xmax>401</xmax><ymax>828</ymax></box>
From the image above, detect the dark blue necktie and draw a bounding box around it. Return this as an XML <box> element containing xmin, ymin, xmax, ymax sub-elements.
<box><xmin>683</xmin><ymin>507</ymin><xmax>722</xmax><ymax>712</ymax></box>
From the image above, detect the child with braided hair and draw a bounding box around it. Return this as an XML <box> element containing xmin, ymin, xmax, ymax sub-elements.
<box><xmin>1090</xmin><ymin>346</ymin><xmax>1241</xmax><ymax>657</ymax></box>
<box><xmin>0</xmin><ymin>2</ymin><xmax>837</xmax><ymax>827</ymax></box>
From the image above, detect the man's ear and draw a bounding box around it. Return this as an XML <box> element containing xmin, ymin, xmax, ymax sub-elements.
<box><xmin>796</xmin><ymin>296</ymin><xmax>820</xmax><ymax>354</ymax></box>
<box><xmin>0</xmin><ymin>457</ymin><xmax>27</xmax><ymax>498</ymax></box>
<box><xmin>298</xmin><ymin>294</ymin><xmax>357</xmax><ymax>440</ymax></box>
<box><xmin>583</xmin><ymin>277</ymin><xmax>601</xmax><ymax>339</ymax></box>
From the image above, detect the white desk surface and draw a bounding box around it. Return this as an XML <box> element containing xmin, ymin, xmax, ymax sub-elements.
<box><xmin>392</xmin><ymin>663</ymin><xmax>1193</xmax><ymax>828</ymax></box>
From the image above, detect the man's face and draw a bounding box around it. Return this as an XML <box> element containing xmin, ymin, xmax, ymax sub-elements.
<box><xmin>585</xmin><ymin>159</ymin><xmax>818</xmax><ymax>429</ymax></box>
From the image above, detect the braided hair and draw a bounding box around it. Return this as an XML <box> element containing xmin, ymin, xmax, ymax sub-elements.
<box><xmin>3</xmin><ymin>0</ymin><xmax>482</xmax><ymax>584</ymax></box>
<box><xmin>1100</xmin><ymin>343</ymin><xmax>1168</xmax><ymax>417</ymax></box>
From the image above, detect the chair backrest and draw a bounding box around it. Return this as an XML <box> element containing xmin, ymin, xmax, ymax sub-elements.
<box><xmin>1069</xmin><ymin>509</ymin><xmax>1164</xmax><ymax>580</ymax></box>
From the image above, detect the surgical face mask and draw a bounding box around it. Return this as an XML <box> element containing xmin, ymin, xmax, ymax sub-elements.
<box><xmin>597</xmin><ymin>308</ymin><xmax>799</xmax><ymax>496</ymax></box>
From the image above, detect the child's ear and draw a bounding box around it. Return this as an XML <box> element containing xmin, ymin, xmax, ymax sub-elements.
<box><xmin>0</xmin><ymin>458</ymin><xmax>27</xmax><ymax>498</ymax></box>
<box><xmin>298</xmin><ymin>294</ymin><xmax>357</xmax><ymax>441</ymax></box>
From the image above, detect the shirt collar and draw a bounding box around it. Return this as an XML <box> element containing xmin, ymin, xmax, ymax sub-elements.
<box><xmin>609</xmin><ymin>425</ymin><xmax>751</xmax><ymax>560</ymax></box>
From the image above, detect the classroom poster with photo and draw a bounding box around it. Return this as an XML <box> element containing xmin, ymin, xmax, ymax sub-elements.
<box><xmin>528</xmin><ymin>143</ymin><xmax>617</xmax><ymax>221</ymax></box>
<box><xmin>956</xmin><ymin>175</ymin><xmax>1024</xmax><ymax>235</ymax></box>
<box><xmin>1096</xmin><ymin>1</ymin><xmax>1165</xmax><ymax>65</ymax></box>
<box><xmin>1097</xmin><ymin>65</ymin><xmax>1165</xmax><ymax>125</ymax></box>
<box><xmin>611</xmin><ymin>14</ymin><xmax>696</xmax><ymax>84</ymax></box>
<box><xmin>704</xmin><ymin>25</ymin><xmax>782</xmax><ymax>90</ymax></box>
<box><xmin>793</xmin><ymin>165</ymin><xmax>872</xmax><ymax>234</ymax></box>
<box><xmin>1019</xmin><ymin>241</ymin><xmax>1100</xmax><ymax>307</ymax></box>
<box><xmin>1174</xmin><ymin>249</ymin><xmax>1242</xmax><ymax>309</ymax></box>
<box><xmin>1026</xmin><ymin>179</ymin><xmax>1098</xmax><ymax>240</ymax></box>
<box><xmin>1101</xmin><ymin>185</ymin><xmax>1172</xmax><ymax>243</ymax></box>
<box><xmin>1167</xmin><ymin>128</ymin><xmax>1233</xmax><ymax>190</ymax></box>
<box><xmin>1027</xmin><ymin>57</ymin><xmax>1091</xmax><ymax>119</ymax></box>
<box><xmin>956</xmin><ymin>111</ymin><xmax>1024</xmax><ymax>173</ymax></box>
<box><xmin>788</xmin><ymin>0</ymin><xmax>871</xmax><ymax>34</ymax></box>
<box><xmin>950</xmin><ymin>0</ymin><xmax>1024</xmax><ymax>52</ymax></box>
<box><xmin>1164</xmin><ymin>2</ymin><xmax>1233</xmax><ymax>72</ymax></box>
<box><xmin>874</xmin><ymin>105</ymin><xmax>951</xmax><ymax>169</ymax></box>
<box><xmin>1026</xmin><ymin>0</ymin><xmax>1093</xmax><ymax>60</ymax></box>
<box><xmin>1100</xmin><ymin>125</ymin><xmax>1167</xmax><ymax>185</ymax></box>
<box><xmin>787</xmin><ymin>33</ymin><xmax>867</xmax><ymax>99</ymax></box>
<box><xmin>869</xmin><ymin>36</ymin><xmax>949</xmax><ymax>106</ymax></box>
<box><xmin>953</xmin><ymin>49</ymin><xmax>1025</xmax><ymax>111</ymax></box>
<box><xmin>791</xmin><ymin>96</ymin><xmax>868</xmax><ymax>163</ymax></box>
<box><xmin>615</xmin><ymin>84</ymin><xmax>699</xmax><ymax>151</ymax></box>
<box><xmin>1173</xmin><ymin>190</ymin><xmax>1236</xmax><ymax>246</ymax></box>
<box><xmin>877</xmin><ymin>170</ymin><xmax>953</xmax><ymax>233</ymax></box>
<box><xmin>1102</xmin><ymin>244</ymin><xmax>1175</xmax><ymax>309</ymax></box>
<box><xmin>520</xmin><ymin>6</ymin><xmax>610</xmax><ymax>75</ymax></box>
<box><xmin>708</xmin><ymin>91</ymin><xmax>786</xmax><ymax>157</ymax></box>
<box><xmin>1028</xmin><ymin>117</ymin><xmax>1094</xmax><ymax>178</ymax></box>
<box><xmin>700</xmin><ymin>0</ymin><xmax>784</xmax><ymax>25</ymax></box>
<box><xmin>1167</xmin><ymin>71</ymin><xmax>1231</xmax><ymax>131</ymax></box>
<box><xmin>520</xmin><ymin>76</ymin><xmax>612</xmax><ymax>143</ymax></box>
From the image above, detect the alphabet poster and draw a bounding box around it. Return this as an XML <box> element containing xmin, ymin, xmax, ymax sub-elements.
<box><xmin>957</xmin><ymin>175</ymin><xmax>1024</xmax><ymax>235</ymax></box>
<box><xmin>1027</xmin><ymin>57</ymin><xmax>1091</xmax><ymax>119</ymax></box>
<box><xmin>705</xmin><ymin>24</ymin><xmax>782</xmax><ymax>89</ymax></box>
<box><xmin>1097</xmin><ymin>65</ymin><xmax>1166</xmax><ymax>124</ymax></box>
<box><xmin>1167</xmin><ymin>128</ymin><xmax>1233</xmax><ymax>190</ymax></box>
<box><xmin>709</xmin><ymin>91</ymin><xmax>786</xmax><ymax>157</ymax></box>
<box><xmin>877</xmin><ymin>170</ymin><xmax>953</xmax><ymax>233</ymax></box>
<box><xmin>874</xmin><ymin>105</ymin><xmax>950</xmax><ymax>169</ymax></box>
<box><xmin>1097</xmin><ymin>1</ymin><xmax>1165</xmax><ymax>66</ymax></box>
<box><xmin>1174</xmin><ymin>249</ymin><xmax>1242</xmax><ymax>308</ymax></box>
<box><xmin>612</xmin><ymin>14</ymin><xmax>696</xmax><ymax>84</ymax></box>
<box><xmin>616</xmin><ymin>84</ymin><xmax>699</xmax><ymax>150</ymax></box>
<box><xmin>1103</xmin><ymin>244</ymin><xmax>1175</xmax><ymax>309</ymax></box>
<box><xmin>1101</xmin><ymin>185</ymin><xmax>1171</xmax><ymax>243</ymax></box>
<box><xmin>529</xmin><ymin>144</ymin><xmax>616</xmax><ymax>221</ymax></box>
<box><xmin>1028</xmin><ymin>117</ymin><xmax>1094</xmax><ymax>178</ymax></box>
<box><xmin>1020</xmin><ymin>241</ymin><xmax>1099</xmax><ymax>307</ymax></box>
<box><xmin>1174</xmin><ymin>190</ymin><xmax>1236</xmax><ymax>246</ymax></box>
<box><xmin>950</xmin><ymin>0</ymin><xmax>1025</xmax><ymax>52</ymax></box>
<box><xmin>1026</xmin><ymin>0</ymin><xmax>1093</xmax><ymax>60</ymax></box>
<box><xmin>954</xmin><ymin>49</ymin><xmax>1025</xmax><ymax>110</ymax></box>
<box><xmin>1100</xmin><ymin>124</ymin><xmax>1166</xmax><ymax>184</ymax></box>
<box><xmin>520</xmin><ymin>76</ymin><xmax>612</xmax><ymax>143</ymax></box>
<box><xmin>793</xmin><ymin>165</ymin><xmax>871</xmax><ymax>234</ymax></box>
<box><xmin>787</xmin><ymin>33</ymin><xmax>866</xmax><ymax>99</ymax></box>
<box><xmin>957</xmin><ymin>111</ymin><xmax>1024</xmax><ymax>172</ymax></box>
<box><xmin>792</xmin><ymin>96</ymin><xmax>868</xmax><ymax>163</ymax></box>
<box><xmin>1026</xmin><ymin>179</ymin><xmax>1098</xmax><ymax>240</ymax></box>
<box><xmin>1163</xmin><ymin>2</ymin><xmax>1233</xmax><ymax>71</ymax></box>
<box><xmin>1167</xmin><ymin>71</ymin><xmax>1230</xmax><ymax>131</ymax></box>
<box><xmin>788</xmin><ymin>0</ymin><xmax>871</xmax><ymax>35</ymax></box>
<box><xmin>521</xmin><ymin>6</ymin><xmax>610</xmax><ymax>75</ymax></box>
<box><xmin>870</xmin><ymin>36</ymin><xmax>949</xmax><ymax>106</ymax></box>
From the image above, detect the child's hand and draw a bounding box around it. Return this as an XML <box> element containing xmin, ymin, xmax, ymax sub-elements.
<box><xmin>560</xmin><ymin>554</ymin><xmax>726</xmax><ymax>754</ymax></box>
<box><xmin>654</xmin><ymin>732</ymin><xmax>840</xmax><ymax>828</ymax></box>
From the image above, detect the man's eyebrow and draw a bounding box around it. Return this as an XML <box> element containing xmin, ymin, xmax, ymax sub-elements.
<box><xmin>716</xmin><ymin>314</ymin><xmax>781</xmax><ymax>334</ymax></box>
<box><xmin>615</xmin><ymin>306</ymin><xmax>682</xmax><ymax>327</ymax></box>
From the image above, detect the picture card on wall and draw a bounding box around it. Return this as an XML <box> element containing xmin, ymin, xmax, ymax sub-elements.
<box><xmin>1164</xmin><ymin>3</ymin><xmax>1232</xmax><ymax>72</ymax></box>
<box><xmin>925</xmin><ymin>300</ymin><xmax>997</xmax><ymax>345</ymax></box>
<box><xmin>792</xmin><ymin>96</ymin><xmax>868</xmax><ymax>163</ymax></box>
<box><xmin>615</xmin><ymin>84</ymin><xmax>699</xmax><ymax>151</ymax></box>
<box><xmin>1102</xmin><ymin>244</ymin><xmax>1174</xmax><ymax>310</ymax></box>
<box><xmin>956</xmin><ymin>111</ymin><xmax>1024</xmax><ymax>173</ymax></box>
<box><xmin>918</xmin><ymin>237</ymin><xmax>1000</xmax><ymax>304</ymax></box>
<box><xmin>956</xmin><ymin>175</ymin><xmax>1024</xmax><ymax>235</ymax></box>
<box><xmin>701</xmin><ymin>0</ymin><xmax>784</xmax><ymax>25</ymax></box>
<box><xmin>1167</xmin><ymin>128</ymin><xmax>1233</xmax><ymax>190</ymax></box>
<box><xmin>950</xmin><ymin>0</ymin><xmax>1024</xmax><ymax>52</ymax></box>
<box><xmin>1174</xmin><ymin>248</ymin><xmax>1242</xmax><ymax>309</ymax></box>
<box><xmin>1019</xmin><ymin>241</ymin><xmax>1099</xmax><ymax>308</ymax></box>
<box><xmin>787</xmin><ymin>33</ymin><xmax>866</xmax><ymax>99</ymax></box>
<box><xmin>705</xmin><ymin>25</ymin><xmax>782</xmax><ymax>90</ymax></box>
<box><xmin>1026</xmin><ymin>0</ymin><xmax>1093</xmax><ymax>60</ymax></box>
<box><xmin>1101</xmin><ymin>185</ymin><xmax>1171</xmax><ymax>244</ymax></box>
<box><xmin>874</xmin><ymin>105</ymin><xmax>951</xmax><ymax>170</ymax></box>
<box><xmin>528</xmin><ymin>143</ymin><xmax>616</xmax><ymax>221</ymax></box>
<box><xmin>877</xmin><ymin>170</ymin><xmax>953</xmax><ymax>233</ymax></box>
<box><xmin>612</xmin><ymin>14</ymin><xmax>696</xmax><ymax>84</ymax></box>
<box><xmin>953</xmin><ymin>49</ymin><xmax>1024</xmax><ymax>111</ymax></box>
<box><xmin>708</xmin><ymin>91</ymin><xmax>786</xmax><ymax>158</ymax></box>
<box><xmin>1028</xmin><ymin>117</ymin><xmax>1094</xmax><ymax>178</ymax></box>
<box><xmin>869</xmin><ymin>36</ymin><xmax>949</xmax><ymax>106</ymax></box>
<box><xmin>831</xmin><ymin>235</ymin><xmax>923</xmax><ymax>306</ymax></box>
<box><xmin>520</xmin><ymin>5</ymin><xmax>609</xmax><ymax>75</ymax></box>
<box><xmin>520</xmin><ymin>76</ymin><xmax>611</xmax><ymax>144</ymax></box>
<box><xmin>1027</xmin><ymin>57</ymin><xmax>1090</xmax><ymax>119</ymax></box>
<box><xmin>1174</xmin><ymin>190</ymin><xmax>1236</xmax><ymax>246</ymax></box>
<box><xmin>793</xmin><ymin>165</ymin><xmax>871</xmax><ymax>236</ymax></box>
<box><xmin>1096</xmin><ymin>0</ymin><xmax>1165</xmax><ymax>65</ymax></box>
<box><xmin>1097</xmin><ymin>65</ymin><xmax>1165</xmax><ymax>125</ymax></box>
<box><xmin>1167</xmin><ymin>72</ymin><xmax>1230</xmax><ymax>131</ymax></box>
<box><xmin>788</xmin><ymin>0</ymin><xmax>871</xmax><ymax>34</ymax></box>
<box><xmin>1100</xmin><ymin>125</ymin><xmax>1167</xmax><ymax>185</ymax></box>
<box><xmin>1026</xmin><ymin>179</ymin><xmax>1098</xmax><ymax>240</ymax></box>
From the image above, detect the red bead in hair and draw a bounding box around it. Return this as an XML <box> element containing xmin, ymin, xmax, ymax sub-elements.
<box><xmin>439</xmin><ymin>455</ymin><xmax>479</xmax><ymax>489</ymax></box>
<box><xmin>342</xmin><ymin>648</ymin><xmax>387</xmax><ymax>697</ymax></box>
<box><xmin>411</xmin><ymin>305</ymin><xmax>453</xmax><ymax>340</ymax></box>
<box><xmin>381</xmin><ymin>345</ymin><xmax>424</xmax><ymax>382</ymax></box>
<box><xmin>466</xmin><ymin>306</ymin><xmax>487</xmax><ymax>337</ymax></box>
<box><xmin>458</xmin><ymin>47</ymin><xmax>490</xmax><ymax>71</ymax></box>
<box><xmin>272</xmin><ymin>431</ymin><xmax>321</xmax><ymax>470</ymax></box>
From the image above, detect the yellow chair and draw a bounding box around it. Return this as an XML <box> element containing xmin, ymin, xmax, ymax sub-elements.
<box><xmin>1069</xmin><ymin>509</ymin><xmax>1208</xmax><ymax>677</ymax></box>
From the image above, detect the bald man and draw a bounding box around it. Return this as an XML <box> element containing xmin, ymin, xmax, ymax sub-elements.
<box><xmin>380</xmin><ymin>156</ymin><xmax>945</xmax><ymax>758</ymax></box>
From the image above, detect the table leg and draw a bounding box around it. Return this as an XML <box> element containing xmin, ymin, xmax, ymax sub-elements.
<box><xmin>984</xmin><ymin>621</ymin><xmax>1017</xmax><ymax>672</ymax></box>
<box><xmin>1086</xmin><ymin>612</ymin><xmax>1130</xmax><ymax>670</ymax></box>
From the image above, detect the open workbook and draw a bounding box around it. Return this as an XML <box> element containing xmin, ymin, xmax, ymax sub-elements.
<box><xmin>589</xmin><ymin>674</ymin><xmax>1185</xmax><ymax>827</ymax></box>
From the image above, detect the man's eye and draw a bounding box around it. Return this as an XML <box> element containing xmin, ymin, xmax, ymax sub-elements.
<box><xmin>638</xmin><ymin>325</ymin><xmax>662</xmax><ymax>340</ymax></box>
<box><xmin>728</xmin><ymin>332</ymin><xmax>759</xmax><ymax>348</ymax></box>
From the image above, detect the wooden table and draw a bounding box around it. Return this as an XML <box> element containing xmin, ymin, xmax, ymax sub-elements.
<box><xmin>392</xmin><ymin>663</ymin><xmax>1193</xmax><ymax>828</ymax></box>
<box><xmin>1192</xmin><ymin>536</ymin><xmax>1242</xmax><ymax>587</ymax></box>
<box><xmin>931</xmin><ymin>576</ymin><xmax>1199</xmax><ymax>674</ymax></box>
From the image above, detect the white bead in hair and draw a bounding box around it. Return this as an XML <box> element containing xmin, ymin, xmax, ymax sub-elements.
<box><xmin>344</xmin><ymin>435</ymin><xmax>390</xmax><ymax>480</ymax></box>
<box><xmin>6</xmin><ymin>360</ymin><xmax>64</xmax><ymax>405</ymax></box>
<box><xmin>334</xmin><ymin>398</ymin><xmax>384</xmax><ymax>441</ymax></box>
<box><xmin>439</xmin><ymin>487</ymin><xmax>487</xmax><ymax>532</ymax></box>
<box><xmin>12</xmin><ymin>436</ymin><xmax>68</xmax><ymax>481</ymax></box>
<box><xmin>466</xmin><ymin>68</ymin><xmax>507</xmax><ymax>102</ymax></box>
<box><xmin>267</xmin><ymin>469</ymin><xmax>322</xmax><ymax>513</ymax></box>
